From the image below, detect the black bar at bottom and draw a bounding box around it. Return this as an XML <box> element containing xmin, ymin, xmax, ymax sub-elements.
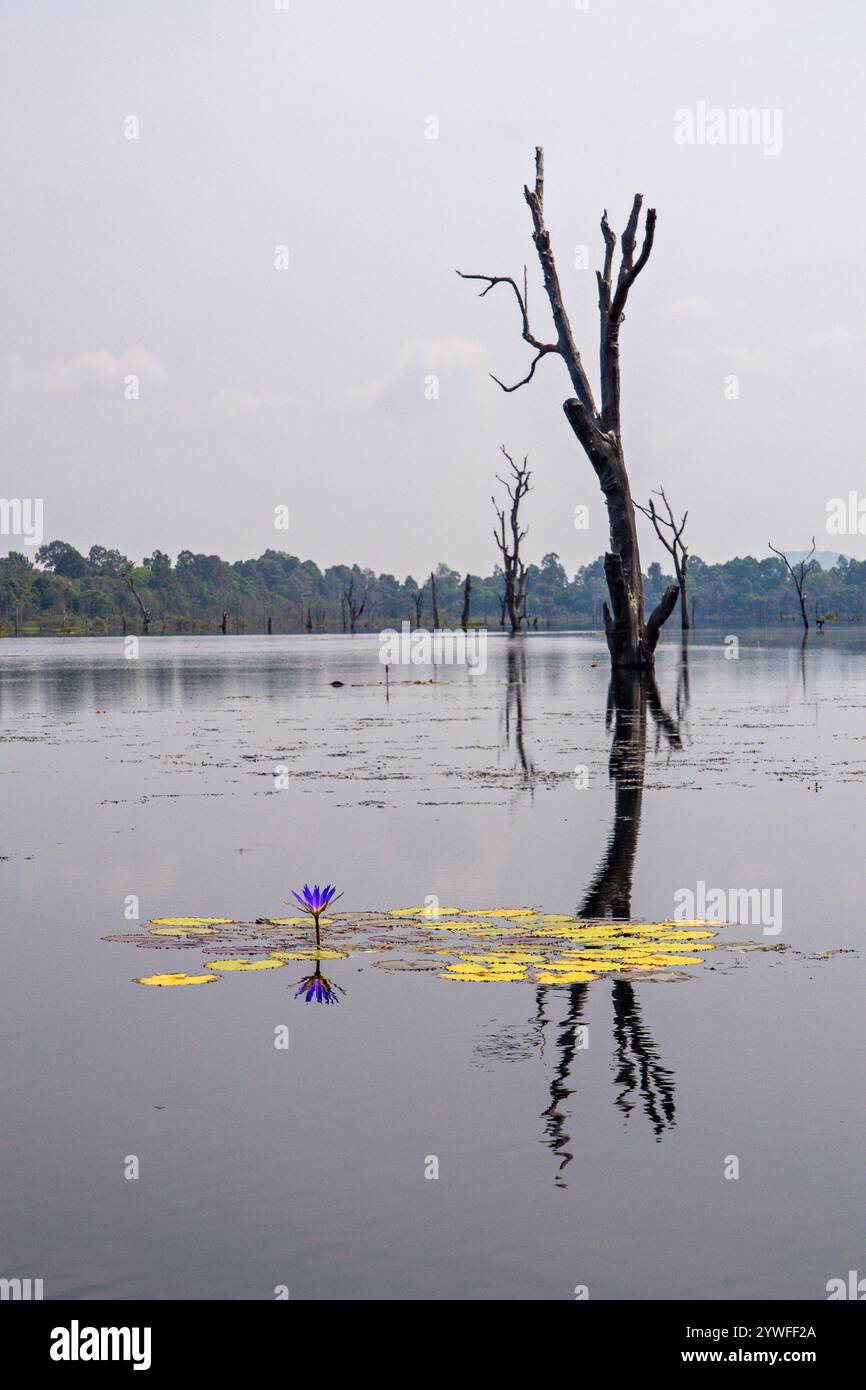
<box><xmin>3</xmin><ymin>1297</ymin><xmax>861</xmax><ymax>1374</ymax></box>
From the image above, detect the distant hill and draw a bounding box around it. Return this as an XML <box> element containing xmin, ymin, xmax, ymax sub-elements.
<box><xmin>785</xmin><ymin>550</ymin><xmax>847</xmax><ymax>571</ymax></box>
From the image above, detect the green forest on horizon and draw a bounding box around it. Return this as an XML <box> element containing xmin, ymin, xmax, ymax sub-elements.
<box><xmin>0</xmin><ymin>539</ymin><xmax>864</xmax><ymax>636</ymax></box>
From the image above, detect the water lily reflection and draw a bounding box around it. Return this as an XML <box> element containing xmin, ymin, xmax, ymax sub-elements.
<box><xmin>293</xmin><ymin>964</ymin><xmax>345</xmax><ymax>1006</ymax></box>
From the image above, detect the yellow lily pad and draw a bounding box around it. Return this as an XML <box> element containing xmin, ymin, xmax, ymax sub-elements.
<box><xmin>151</xmin><ymin>926</ymin><xmax>223</xmax><ymax>936</ymax></box>
<box><xmin>150</xmin><ymin>917</ymin><xmax>234</xmax><ymax>927</ymax></box>
<box><xmin>438</xmin><ymin>969</ymin><xmax>527</xmax><ymax>982</ymax></box>
<box><xmin>134</xmin><ymin>972</ymin><xmax>220</xmax><ymax>987</ymax></box>
<box><xmin>536</xmin><ymin>971</ymin><xmax>599</xmax><ymax>984</ymax></box>
<box><xmin>204</xmin><ymin>958</ymin><xmax>286</xmax><ymax>972</ymax></box>
<box><xmin>267</xmin><ymin>948</ymin><xmax>348</xmax><ymax>961</ymax></box>
<box><xmin>389</xmin><ymin>907</ymin><xmax>464</xmax><ymax>917</ymax></box>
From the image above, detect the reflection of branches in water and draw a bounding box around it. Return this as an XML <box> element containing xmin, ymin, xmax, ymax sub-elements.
<box><xmin>612</xmin><ymin>980</ymin><xmax>676</xmax><ymax>1139</ymax></box>
<box><xmin>580</xmin><ymin>667</ymin><xmax>686</xmax><ymax>918</ymax></box>
<box><xmin>479</xmin><ymin>663</ymin><xmax>688</xmax><ymax>1179</ymax></box>
<box><xmin>647</xmin><ymin>670</ymin><xmax>683</xmax><ymax>757</ymax></box>
<box><xmin>536</xmin><ymin>984</ymin><xmax>589</xmax><ymax>1186</ymax></box>
<box><xmin>579</xmin><ymin>672</ymin><xmax>647</xmax><ymax>920</ymax></box>
<box><xmin>676</xmin><ymin>633</ymin><xmax>691</xmax><ymax>724</ymax></box>
<box><xmin>503</xmin><ymin>639</ymin><xmax>534</xmax><ymax>786</ymax></box>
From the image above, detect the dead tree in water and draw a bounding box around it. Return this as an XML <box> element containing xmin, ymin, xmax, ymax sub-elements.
<box><xmin>120</xmin><ymin>566</ymin><xmax>151</xmax><ymax>635</ymax></box>
<box><xmin>461</xmin><ymin>573</ymin><xmax>472</xmax><ymax>630</ymax></box>
<box><xmin>411</xmin><ymin>586</ymin><xmax>423</xmax><ymax>628</ymax></box>
<box><xmin>635</xmin><ymin>487</ymin><xmax>690</xmax><ymax>629</ymax></box>
<box><xmin>458</xmin><ymin>148</ymin><xmax>678</xmax><ymax>668</ymax></box>
<box><xmin>769</xmin><ymin>538</ymin><xmax>817</xmax><ymax>634</ymax></box>
<box><xmin>343</xmin><ymin>575</ymin><xmax>369</xmax><ymax>634</ymax></box>
<box><xmin>429</xmin><ymin>572</ymin><xmax>440</xmax><ymax>629</ymax></box>
<box><xmin>493</xmin><ymin>447</ymin><xmax>531</xmax><ymax>634</ymax></box>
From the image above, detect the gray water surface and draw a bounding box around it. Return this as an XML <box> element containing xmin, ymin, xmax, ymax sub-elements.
<box><xmin>0</xmin><ymin>630</ymin><xmax>863</xmax><ymax>1299</ymax></box>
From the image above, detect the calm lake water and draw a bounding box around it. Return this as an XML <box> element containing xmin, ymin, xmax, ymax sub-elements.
<box><xmin>0</xmin><ymin>630</ymin><xmax>863</xmax><ymax>1300</ymax></box>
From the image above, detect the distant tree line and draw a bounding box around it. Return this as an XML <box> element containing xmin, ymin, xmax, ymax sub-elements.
<box><xmin>0</xmin><ymin>540</ymin><xmax>864</xmax><ymax>636</ymax></box>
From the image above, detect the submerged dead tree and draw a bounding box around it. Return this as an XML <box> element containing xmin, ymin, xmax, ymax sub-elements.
<box><xmin>429</xmin><ymin>571</ymin><xmax>440</xmax><ymax>629</ymax></box>
<box><xmin>120</xmin><ymin>566</ymin><xmax>151</xmax><ymax>636</ymax></box>
<box><xmin>769</xmin><ymin>537</ymin><xmax>817</xmax><ymax>634</ymax></box>
<box><xmin>458</xmin><ymin>147</ymin><xmax>678</xmax><ymax>667</ymax></box>
<box><xmin>411</xmin><ymin>585</ymin><xmax>423</xmax><ymax>628</ymax></box>
<box><xmin>493</xmin><ymin>447</ymin><xmax>531</xmax><ymax>634</ymax></box>
<box><xmin>343</xmin><ymin>575</ymin><xmax>369</xmax><ymax>635</ymax></box>
<box><xmin>461</xmin><ymin>573</ymin><xmax>472</xmax><ymax>630</ymax></box>
<box><xmin>635</xmin><ymin>487</ymin><xmax>690</xmax><ymax>629</ymax></box>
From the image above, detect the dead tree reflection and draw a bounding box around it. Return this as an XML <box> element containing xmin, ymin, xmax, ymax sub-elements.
<box><xmin>502</xmin><ymin>639</ymin><xmax>535</xmax><ymax>787</ymax></box>
<box><xmin>480</xmin><ymin>662</ymin><xmax>687</xmax><ymax>1180</ymax></box>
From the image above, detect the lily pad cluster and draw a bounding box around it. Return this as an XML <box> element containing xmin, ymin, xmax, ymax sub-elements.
<box><xmin>386</xmin><ymin>907</ymin><xmax>718</xmax><ymax>983</ymax></box>
<box><xmin>114</xmin><ymin>907</ymin><xmax>725</xmax><ymax>988</ymax></box>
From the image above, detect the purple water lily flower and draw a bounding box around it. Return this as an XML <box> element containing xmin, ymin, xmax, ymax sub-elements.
<box><xmin>293</xmin><ymin>967</ymin><xmax>344</xmax><ymax>1006</ymax></box>
<box><xmin>290</xmin><ymin>882</ymin><xmax>343</xmax><ymax>945</ymax></box>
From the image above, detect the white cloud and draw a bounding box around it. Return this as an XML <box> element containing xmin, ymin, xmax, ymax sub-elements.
<box><xmin>2</xmin><ymin>347</ymin><xmax>167</xmax><ymax>396</ymax></box>
<box><xmin>671</xmin><ymin>296</ymin><xmax>714</xmax><ymax>321</ymax></box>
<box><xmin>803</xmin><ymin>323</ymin><xmax>861</xmax><ymax>352</ymax></box>
<box><xmin>349</xmin><ymin>336</ymin><xmax>489</xmax><ymax>409</ymax></box>
<box><xmin>199</xmin><ymin>388</ymin><xmax>291</xmax><ymax>420</ymax></box>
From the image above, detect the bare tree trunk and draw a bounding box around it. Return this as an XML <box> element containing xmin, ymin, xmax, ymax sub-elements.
<box><xmin>458</xmin><ymin>148</ymin><xmax>678</xmax><ymax>668</ymax></box>
<box><xmin>769</xmin><ymin>538</ymin><xmax>816</xmax><ymax>634</ymax></box>
<box><xmin>678</xmin><ymin>555</ymin><xmax>690</xmax><ymax>630</ymax></box>
<box><xmin>343</xmin><ymin>575</ymin><xmax>368</xmax><ymax>635</ymax></box>
<box><xmin>461</xmin><ymin>573</ymin><xmax>472</xmax><ymax>630</ymax></box>
<box><xmin>121</xmin><ymin>568</ymin><xmax>152</xmax><ymax>636</ymax></box>
<box><xmin>493</xmin><ymin>448</ymin><xmax>531</xmax><ymax>635</ymax></box>
<box><xmin>430</xmin><ymin>572</ymin><xmax>440</xmax><ymax>629</ymax></box>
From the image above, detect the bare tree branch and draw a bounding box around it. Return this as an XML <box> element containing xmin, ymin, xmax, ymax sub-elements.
<box><xmin>120</xmin><ymin>565</ymin><xmax>151</xmax><ymax>636</ymax></box>
<box><xmin>458</xmin><ymin>147</ymin><xmax>670</xmax><ymax>667</ymax></box>
<box><xmin>343</xmin><ymin>574</ymin><xmax>370</xmax><ymax>635</ymax></box>
<box><xmin>493</xmin><ymin>447</ymin><xmax>532</xmax><ymax>634</ymax></box>
<box><xmin>454</xmin><ymin>269</ymin><xmax>559</xmax><ymax>391</ymax></box>
<box><xmin>769</xmin><ymin>537</ymin><xmax>817</xmax><ymax>633</ymax></box>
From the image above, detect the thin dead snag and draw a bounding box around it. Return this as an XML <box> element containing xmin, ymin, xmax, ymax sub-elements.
<box><xmin>429</xmin><ymin>571</ymin><xmax>441</xmax><ymax>628</ymax></box>
<box><xmin>411</xmin><ymin>586</ymin><xmax>423</xmax><ymax>628</ymax></box>
<box><xmin>769</xmin><ymin>537</ymin><xmax>817</xmax><ymax>633</ymax></box>
<box><xmin>343</xmin><ymin>575</ymin><xmax>369</xmax><ymax>634</ymax></box>
<box><xmin>120</xmin><ymin>566</ymin><xmax>151</xmax><ymax>635</ymax></box>
<box><xmin>457</xmin><ymin>147</ymin><xmax>678</xmax><ymax>668</ymax></box>
<box><xmin>492</xmin><ymin>447</ymin><xmax>531</xmax><ymax>634</ymax></box>
<box><xmin>635</xmin><ymin>486</ymin><xmax>690</xmax><ymax>629</ymax></box>
<box><xmin>461</xmin><ymin>573</ymin><xmax>472</xmax><ymax>630</ymax></box>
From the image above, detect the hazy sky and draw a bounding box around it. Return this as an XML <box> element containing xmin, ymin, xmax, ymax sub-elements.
<box><xmin>2</xmin><ymin>0</ymin><xmax>865</xmax><ymax>578</ymax></box>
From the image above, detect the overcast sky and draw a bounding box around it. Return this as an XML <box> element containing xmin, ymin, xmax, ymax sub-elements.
<box><xmin>2</xmin><ymin>0</ymin><xmax>865</xmax><ymax>579</ymax></box>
